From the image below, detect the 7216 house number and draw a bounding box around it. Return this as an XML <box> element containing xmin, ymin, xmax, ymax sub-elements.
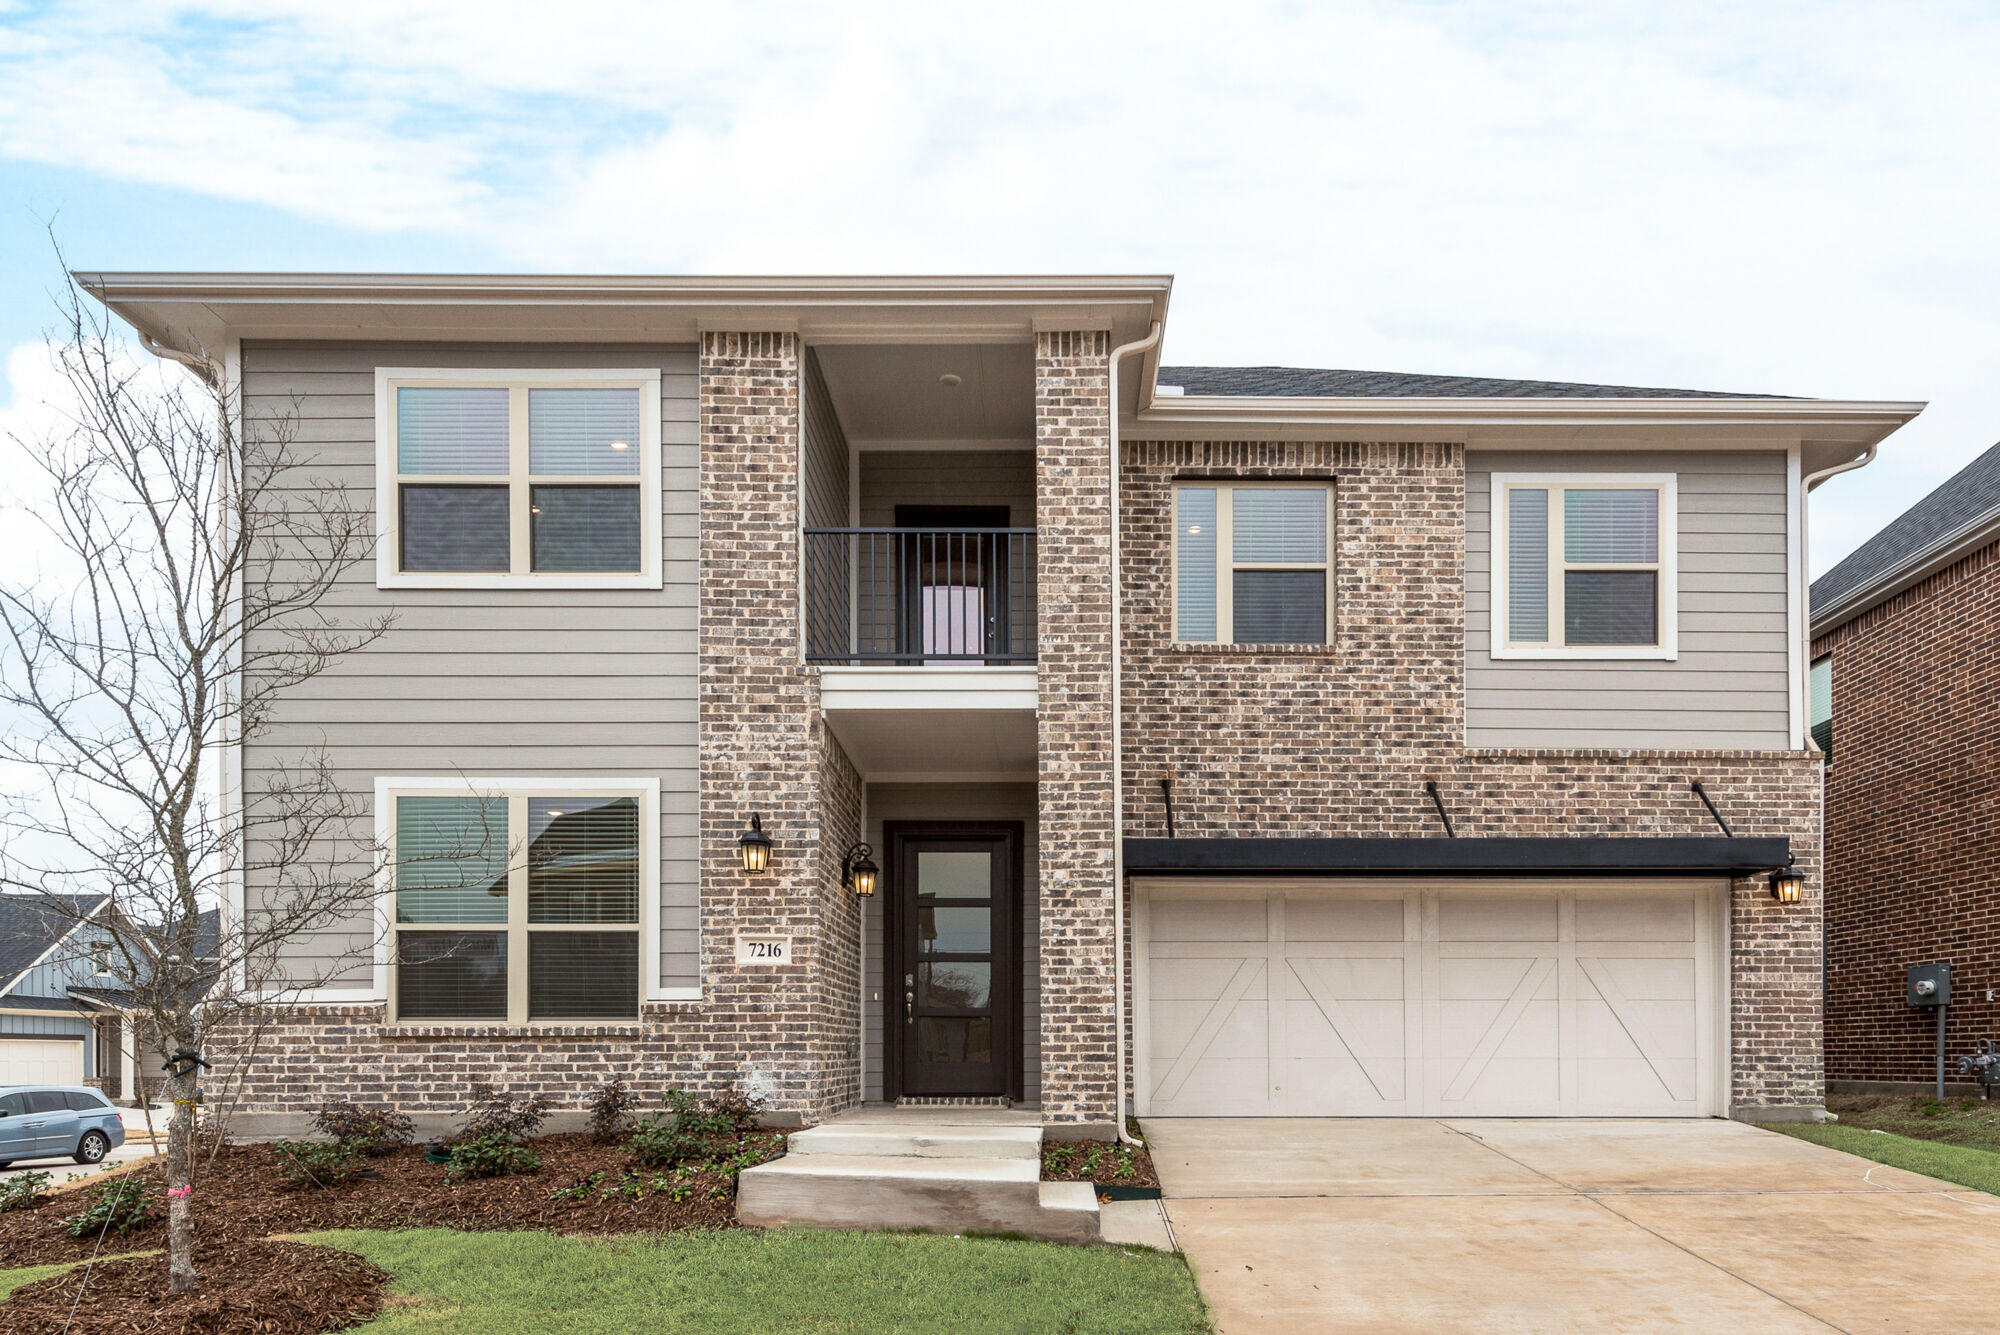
<box><xmin>735</xmin><ymin>935</ymin><xmax>791</xmax><ymax>965</ymax></box>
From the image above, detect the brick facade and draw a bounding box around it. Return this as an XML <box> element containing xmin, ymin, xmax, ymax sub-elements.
<box><xmin>1034</xmin><ymin>331</ymin><xmax>1120</xmax><ymax>1128</ymax></box>
<box><xmin>1816</xmin><ymin>537</ymin><xmax>2000</xmax><ymax>1090</ymax></box>
<box><xmin>214</xmin><ymin>347</ymin><xmax>1824</xmax><ymax>1132</ymax></box>
<box><xmin>1119</xmin><ymin>439</ymin><xmax>1824</xmax><ymax>1114</ymax></box>
<box><xmin>216</xmin><ymin>332</ymin><xmax>867</xmax><ymax>1130</ymax></box>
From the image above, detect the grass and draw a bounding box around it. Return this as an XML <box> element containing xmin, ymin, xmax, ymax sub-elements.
<box><xmin>0</xmin><ymin>1260</ymin><xmax>80</xmax><ymax>1300</ymax></box>
<box><xmin>306</xmin><ymin>1227</ymin><xmax>1212</xmax><ymax>1334</ymax></box>
<box><xmin>1825</xmin><ymin>1093</ymin><xmax>2000</xmax><ymax>1151</ymax></box>
<box><xmin>1763</xmin><ymin>1122</ymin><xmax>2000</xmax><ymax>1195</ymax></box>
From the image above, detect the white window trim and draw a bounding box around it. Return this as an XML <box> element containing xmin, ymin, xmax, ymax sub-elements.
<box><xmin>1489</xmin><ymin>472</ymin><xmax>1678</xmax><ymax>661</ymax></box>
<box><xmin>374</xmin><ymin>367</ymin><xmax>664</xmax><ymax>590</ymax></box>
<box><xmin>372</xmin><ymin>776</ymin><xmax>671</xmax><ymax>1020</ymax></box>
<box><xmin>1171</xmin><ymin>480</ymin><xmax>1335</xmax><ymax>644</ymax></box>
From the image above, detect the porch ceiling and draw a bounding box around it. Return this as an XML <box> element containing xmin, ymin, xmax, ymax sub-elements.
<box><xmin>822</xmin><ymin>706</ymin><xmax>1037</xmax><ymax>782</ymax></box>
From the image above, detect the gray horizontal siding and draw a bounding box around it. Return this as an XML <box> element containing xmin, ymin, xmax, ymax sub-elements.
<box><xmin>1466</xmin><ymin>450</ymin><xmax>1793</xmax><ymax>749</ymax></box>
<box><xmin>863</xmin><ymin>784</ymin><xmax>1039</xmax><ymax>1105</ymax></box>
<box><xmin>241</xmin><ymin>342</ymin><xmax>700</xmax><ymax>992</ymax></box>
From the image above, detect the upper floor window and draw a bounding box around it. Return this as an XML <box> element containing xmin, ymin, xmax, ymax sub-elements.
<box><xmin>374</xmin><ymin>369</ymin><xmax>663</xmax><ymax>589</ymax></box>
<box><xmin>1490</xmin><ymin>474</ymin><xmax>1677</xmax><ymax>659</ymax></box>
<box><xmin>1174</xmin><ymin>482</ymin><xmax>1333</xmax><ymax>644</ymax></box>
<box><xmin>382</xmin><ymin>780</ymin><xmax>658</xmax><ymax>1024</ymax></box>
<box><xmin>1810</xmin><ymin>654</ymin><xmax>1832</xmax><ymax>762</ymax></box>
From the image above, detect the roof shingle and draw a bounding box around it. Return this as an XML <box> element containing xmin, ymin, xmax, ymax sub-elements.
<box><xmin>1156</xmin><ymin>365</ymin><xmax>1786</xmax><ymax>400</ymax></box>
<box><xmin>1813</xmin><ymin>439</ymin><xmax>2000</xmax><ymax>618</ymax></box>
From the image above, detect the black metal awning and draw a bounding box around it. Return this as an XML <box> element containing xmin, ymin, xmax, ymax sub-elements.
<box><xmin>1123</xmin><ymin>836</ymin><xmax>1790</xmax><ymax>878</ymax></box>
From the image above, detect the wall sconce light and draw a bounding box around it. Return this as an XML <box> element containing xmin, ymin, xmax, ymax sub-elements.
<box><xmin>738</xmin><ymin>814</ymin><xmax>772</xmax><ymax>874</ymax></box>
<box><xmin>1769</xmin><ymin>863</ymin><xmax>1805</xmax><ymax>905</ymax></box>
<box><xmin>842</xmin><ymin>843</ymin><xmax>879</xmax><ymax>898</ymax></box>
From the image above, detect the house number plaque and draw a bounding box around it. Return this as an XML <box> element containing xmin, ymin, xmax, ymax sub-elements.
<box><xmin>735</xmin><ymin>935</ymin><xmax>792</xmax><ymax>965</ymax></box>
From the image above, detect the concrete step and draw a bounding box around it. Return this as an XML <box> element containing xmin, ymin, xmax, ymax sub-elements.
<box><xmin>737</xmin><ymin>1153</ymin><xmax>1099</xmax><ymax>1245</ymax></box>
<box><xmin>786</xmin><ymin>1122</ymin><xmax>1042</xmax><ymax>1161</ymax></box>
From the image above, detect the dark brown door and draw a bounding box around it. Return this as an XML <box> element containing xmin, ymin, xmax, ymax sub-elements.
<box><xmin>888</xmin><ymin>824</ymin><xmax>1019</xmax><ymax>1097</ymax></box>
<box><xmin>893</xmin><ymin>505</ymin><xmax>1011</xmax><ymax>664</ymax></box>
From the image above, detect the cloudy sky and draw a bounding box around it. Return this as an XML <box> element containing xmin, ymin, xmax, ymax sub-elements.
<box><xmin>2</xmin><ymin>0</ymin><xmax>1995</xmax><ymax>575</ymax></box>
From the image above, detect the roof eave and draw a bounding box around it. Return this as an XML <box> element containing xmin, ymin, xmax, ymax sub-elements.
<box><xmin>1813</xmin><ymin>505</ymin><xmax>2000</xmax><ymax>637</ymax></box>
<box><xmin>75</xmin><ymin>271</ymin><xmax>1176</xmax><ymax>360</ymax></box>
<box><xmin>1129</xmin><ymin>394</ymin><xmax>1926</xmax><ymax>447</ymax></box>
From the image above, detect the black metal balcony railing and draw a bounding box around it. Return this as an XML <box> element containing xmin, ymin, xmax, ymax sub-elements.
<box><xmin>804</xmin><ymin>527</ymin><xmax>1037</xmax><ymax>665</ymax></box>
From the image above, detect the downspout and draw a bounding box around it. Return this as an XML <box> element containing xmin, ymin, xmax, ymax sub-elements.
<box><xmin>1108</xmin><ymin>320</ymin><xmax>1162</xmax><ymax>1145</ymax></box>
<box><xmin>1799</xmin><ymin>440</ymin><xmax>1877</xmax><ymax>1090</ymax></box>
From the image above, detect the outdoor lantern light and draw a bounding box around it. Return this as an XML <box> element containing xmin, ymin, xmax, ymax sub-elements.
<box><xmin>1769</xmin><ymin>864</ymin><xmax>1805</xmax><ymax>904</ymax></box>
<box><xmin>842</xmin><ymin>843</ymin><xmax>879</xmax><ymax>898</ymax></box>
<box><xmin>738</xmin><ymin>814</ymin><xmax>772</xmax><ymax>874</ymax></box>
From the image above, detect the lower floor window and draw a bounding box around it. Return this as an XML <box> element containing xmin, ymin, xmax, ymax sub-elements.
<box><xmin>389</xmin><ymin>787</ymin><xmax>644</xmax><ymax>1023</ymax></box>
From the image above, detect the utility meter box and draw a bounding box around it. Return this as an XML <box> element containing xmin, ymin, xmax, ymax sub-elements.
<box><xmin>1907</xmin><ymin>962</ymin><xmax>1952</xmax><ymax>1008</ymax></box>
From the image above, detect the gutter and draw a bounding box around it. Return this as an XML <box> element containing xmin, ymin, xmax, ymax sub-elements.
<box><xmin>1134</xmin><ymin>394</ymin><xmax>1926</xmax><ymax>433</ymax></box>
<box><xmin>1107</xmin><ymin>320</ymin><xmax>1162</xmax><ymax>1146</ymax></box>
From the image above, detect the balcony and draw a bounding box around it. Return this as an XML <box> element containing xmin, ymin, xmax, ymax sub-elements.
<box><xmin>804</xmin><ymin>527</ymin><xmax>1037</xmax><ymax>666</ymax></box>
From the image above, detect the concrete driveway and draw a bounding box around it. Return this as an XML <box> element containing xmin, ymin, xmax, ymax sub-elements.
<box><xmin>1146</xmin><ymin>1118</ymin><xmax>2000</xmax><ymax>1334</ymax></box>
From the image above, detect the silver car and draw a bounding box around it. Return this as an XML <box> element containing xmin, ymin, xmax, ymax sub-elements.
<box><xmin>0</xmin><ymin>1085</ymin><xmax>127</xmax><ymax>1167</ymax></box>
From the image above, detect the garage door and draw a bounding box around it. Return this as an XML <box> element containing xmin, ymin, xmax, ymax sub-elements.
<box><xmin>0</xmin><ymin>1038</ymin><xmax>86</xmax><ymax>1086</ymax></box>
<box><xmin>1137</xmin><ymin>881</ymin><xmax>1723</xmax><ymax>1118</ymax></box>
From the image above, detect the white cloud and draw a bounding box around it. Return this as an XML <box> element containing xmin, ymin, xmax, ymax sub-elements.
<box><xmin>2</xmin><ymin>1</ymin><xmax>1996</xmax><ymax>571</ymax></box>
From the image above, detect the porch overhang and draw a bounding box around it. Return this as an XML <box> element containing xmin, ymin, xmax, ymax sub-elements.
<box><xmin>1123</xmin><ymin>836</ymin><xmax>1793</xmax><ymax>878</ymax></box>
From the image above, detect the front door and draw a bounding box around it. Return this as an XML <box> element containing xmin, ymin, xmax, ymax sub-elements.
<box><xmin>889</xmin><ymin>824</ymin><xmax>1020</xmax><ymax>1098</ymax></box>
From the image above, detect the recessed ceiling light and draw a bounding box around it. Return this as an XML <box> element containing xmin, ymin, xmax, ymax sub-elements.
<box><xmin>609</xmin><ymin>440</ymin><xmax>631</xmax><ymax>450</ymax></box>
<box><xmin>1187</xmin><ymin>525</ymin><xmax>1203</xmax><ymax>535</ymax></box>
<box><xmin>547</xmin><ymin>809</ymin><xmax>564</xmax><ymax>818</ymax></box>
<box><xmin>938</xmin><ymin>373</ymin><xmax>962</xmax><ymax>388</ymax></box>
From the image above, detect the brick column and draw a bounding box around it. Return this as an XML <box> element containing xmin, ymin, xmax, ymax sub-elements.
<box><xmin>1035</xmin><ymin>330</ymin><xmax>1118</xmax><ymax>1133</ymax></box>
<box><xmin>699</xmin><ymin>331</ymin><xmax>859</xmax><ymax>1123</ymax></box>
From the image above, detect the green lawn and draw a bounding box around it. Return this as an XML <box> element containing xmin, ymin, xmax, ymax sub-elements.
<box><xmin>1763</xmin><ymin>1122</ymin><xmax>2000</xmax><ymax>1195</ymax></box>
<box><xmin>0</xmin><ymin>1261</ymin><xmax>81</xmax><ymax>1300</ymax></box>
<box><xmin>306</xmin><ymin>1228</ymin><xmax>1212</xmax><ymax>1335</ymax></box>
<box><xmin>1826</xmin><ymin>1093</ymin><xmax>2000</xmax><ymax>1151</ymax></box>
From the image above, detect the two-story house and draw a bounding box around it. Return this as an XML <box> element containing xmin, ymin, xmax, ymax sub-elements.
<box><xmin>77</xmin><ymin>274</ymin><xmax>1919</xmax><ymax>1149</ymax></box>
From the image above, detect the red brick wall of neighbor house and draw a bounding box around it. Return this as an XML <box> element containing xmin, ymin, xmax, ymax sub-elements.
<box><xmin>1034</xmin><ymin>331</ymin><xmax>1120</xmax><ymax>1128</ymax></box>
<box><xmin>213</xmin><ymin>332</ymin><xmax>867</xmax><ymax>1127</ymax></box>
<box><xmin>1815</xmin><ymin>538</ymin><xmax>2000</xmax><ymax>1088</ymax></box>
<box><xmin>1118</xmin><ymin>440</ymin><xmax>1825</xmax><ymax>1113</ymax></box>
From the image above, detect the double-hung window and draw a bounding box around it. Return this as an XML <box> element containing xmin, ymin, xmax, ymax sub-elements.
<box><xmin>384</xmin><ymin>781</ymin><xmax>657</xmax><ymax>1024</ymax></box>
<box><xmin>376</xmin><ymin>369</ymin><xmax>663</xmax><ymax>588</ymax></box>
<box><xmin>1491</xmin><ymin>474</ymin><xmax>1677</xmax><ymax>659</ymax></box>
<box><xmin>1174</xmin><ymin>482</ymin><xmax>1333</xmax><ymax>644</ymax></box>
<box><xmin>1809</xmin><ymin>654</ymin><xmax>1832</xmax><ymax>762</ymax></box>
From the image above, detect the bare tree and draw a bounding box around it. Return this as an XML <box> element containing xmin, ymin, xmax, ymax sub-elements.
<box><xmin>0</xmin><ymin>268</ymin><xmax>392</xmax><ymax>1294</ymax></box>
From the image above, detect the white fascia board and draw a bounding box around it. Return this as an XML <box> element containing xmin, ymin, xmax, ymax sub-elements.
<box><xmin>1132</xmin><ymin>395</ymin><xmax>1927</xmax><ymax>443</ymax></box>
<box><xmin>75</xmin><ymin>273</ymin><xmax>1174</xmax><ymax>361</ymax></box>
<box><xmin>818</xmin><ymin>666</ymin><xmax>1038</xmax><ymax>712</ymax></box>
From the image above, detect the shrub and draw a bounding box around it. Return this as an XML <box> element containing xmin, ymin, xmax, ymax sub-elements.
<box><xmin>457</xmin><ymin>1083</ymin><xmax>550</xmax><ymax>1143</ymax></box>
<box><xmin>586</xmin><ymin>1077</ymin><xmax>634</xmax><ymax>1143</ymax></box>
<box><xmin>709</xmin><ymin>1086</ymin><xmax>766</xmax><ymax>1132</ymax></box>
<box><xmin>0</xmin><ymin>1170</ymin><xmax>53</xmax><ymax>1212</ymax></box>
<box><xmin>445</xmin><ymin>1132</ymin><xmax>542</xmax><ymax>1182</ymax></box>
<box><xmin>311</xmin><ymin>1099</ymin><xmax>415</xmax><ymax>1156</ymax></box>
<box><xmin>63</xmin><ymin>1177</ymin><xmax>165</xmax><ymax>1237</ymax></box>
<box><xmin>270</xmin><ymin>1137</ymin><xmax>369</xmax><ymax>1189</ymax></box>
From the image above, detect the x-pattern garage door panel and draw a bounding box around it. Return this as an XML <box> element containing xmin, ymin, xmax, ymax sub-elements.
<box><xmin>1138</xmin><ymin>883</ymin><xmax>1719</xmax><ymax>1118</ymax></box>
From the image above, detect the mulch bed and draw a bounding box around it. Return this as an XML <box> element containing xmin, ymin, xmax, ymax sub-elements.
<box><xmin>0</xmin><ymin>1130</ymin><xmax>783</xmax><ymax>1270</ymax></box>
<box><xmin>3</xmin><ymin>1239</ymin><xmax>388</xmax><ymax>1335</ymax></box>
<box><xmin>1040</xmin><ymin>1139</ymin><xmax>1160</xmax><ymax>1190</ymax></box>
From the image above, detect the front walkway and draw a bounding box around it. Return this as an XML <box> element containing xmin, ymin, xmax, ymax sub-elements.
<box><xmin>1146</xmin><ymin>1117</ymin><xmax>2000</xmax><ymax>1334</ymax></box>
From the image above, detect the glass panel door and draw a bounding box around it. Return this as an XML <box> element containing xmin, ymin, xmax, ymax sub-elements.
<box><xmin>893</xmin><ymin>831</ymin><xmax>1016</xmax><ymax>1097</ymax></box>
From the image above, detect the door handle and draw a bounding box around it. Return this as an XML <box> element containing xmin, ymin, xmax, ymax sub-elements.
<box><xmin>904</xmin><ymin>973</ymin><xmax>915</xmax><ymax>1023</ymax></box>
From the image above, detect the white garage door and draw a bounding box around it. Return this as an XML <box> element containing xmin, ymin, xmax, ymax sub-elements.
<box><xmin>0</xmin><ymin>1038</ymin><xmax>86</xmax><ymax>1087</ymax></box>
<box><xmin>1137</xmin><ymin>880</ymin><xmax>1723</xmax><ymax>1118</ymax></box>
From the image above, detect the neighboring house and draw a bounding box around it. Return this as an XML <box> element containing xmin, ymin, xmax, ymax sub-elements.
<box><xmin>1812</xmin><ymin>439</ymin><xmax>2000</xmax><ymax>1093</ymax></box>
<box><xmin>78</xmin><ymin>273</ymin><xmax>1921</xmax><ymax>1137</ymax></box>
<box><xmin>1</xmin><ymin>893</ymin><xmax>114</xmax><ymax>1090</ymax></box>
<box><xmin>0</xmin><ymin>894</ymin><xmax>220</xmax><ymax>1102</ymax></box>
